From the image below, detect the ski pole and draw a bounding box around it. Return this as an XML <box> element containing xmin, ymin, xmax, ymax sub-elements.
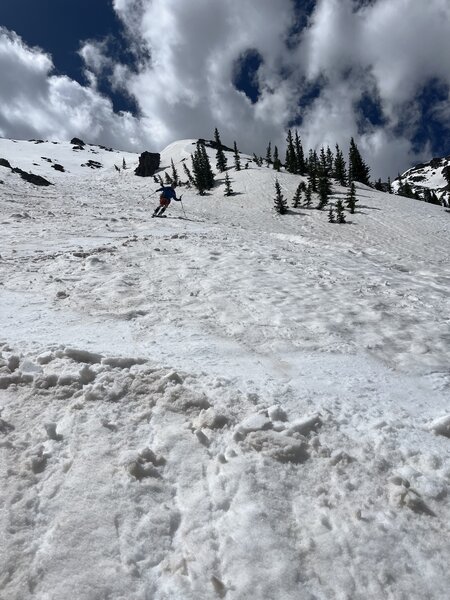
<box><xmin>180</xmin><ymin>195</ymin><xmax>187</xmax><ymax>218</ymax></box>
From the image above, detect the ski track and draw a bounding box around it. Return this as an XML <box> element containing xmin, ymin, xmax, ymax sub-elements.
<box><xmin>0</xmin><ymin>140</ymin><xmax>449</xmax><ymax>599</ymax></box>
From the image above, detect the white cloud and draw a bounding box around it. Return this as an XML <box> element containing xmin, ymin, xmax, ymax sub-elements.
<box><xmin>0</xmin><ymin>28</ymin><xmax>145</xmax><ymax>150</ymax></box>
<box><xmin>1</xmin><ymin>0</ymin><xmax>450</xmax><ymax>179</ymax></box>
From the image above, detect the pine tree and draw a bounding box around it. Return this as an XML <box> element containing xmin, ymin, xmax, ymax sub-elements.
<box><xmin>285</xmin><ymin>129</ymin><xmax>296</xmax><ymax>173</ymax></box>
<box><xmin>374</xmin><ymin>178</ymin><xmax>384</xmax><ymax>191</ymax></box>
<box><xmin>345</xmin><ymin>181</ymin><xmax>357</xmax><ymax>214</ymax></box>
<box><xmin>387</xmin><ymin>176</ymin><xmax>392</xmax><ymax>194</ymax></box>
<box><xmin>304</xmin><ymin>184</ymin><xmax>313</xmax><ymax>208</ymax></box>
<box><xmin>164</xmin><ymin>171</ymin><xmax>172</xmax><ymax>184</ymax></box>
<box><xmin>316</xmin><ymin>154</ymin><xmax>331</xmax><ymax>210</ymax></box>
<box><xmin>348</xmin><ymin>137</ymin><xmax>371</xmax><ymax>185</ymax></box>
<box><xmin>273</xmin><ymin>146</ymin><xmax>281</xmax><ymax>171</ymax></box>
<box><xmin>170</xmin><ymin>159</ymin><xmax>179</xmax><ymax>186</ymax></box>
<box><xmin>294</xmin><ymin>131</ymin><xmax>306</xmax><ymax>175</ymax></box>
<box><xmin>214</xmin><ymin>128</ymin><xmax>228</xmax><ymax>172</ymax></box>
<box><xmin>122</xmin><ymin>157</ymin><xmax>126</xmax><ymax>169</ymax></box>
<box><xmin>183</xmin><ymin>162</ymin><xmax>195</xmax><ymax>187</ymax></box>
<box><xmin>333</xmin><ymin>144</ymin><xmax>347</xmax><ymax>186</ymax></box>
<box><xmin>307</xmin><ymin>150</ymin><xmax>318</xmax><ymax>191</ymax></box>
<box><xmin>335</xmin><ymin>199</ymin><xmax>346</xmax><ymax>223</ymax></box>
<box><xmin>319</xmin><ymin>147</ymin><xmax>328</xmax><ymax>176</ymax></box>
<box><xmin>316</xmin><ymin>171</ymin><xmax>330</xmax><ymax>210</ymax></box>
<box><xmin>326</xmin><ymin>146</ymin><xmax>334</xmax><ymax>175</ymax></box>
<box><xmin>274</xmin><ymin>179</ymin><xmax>288</xmax><ymax>214</ymax></box>
<box><xmin>266</xmin><ymin>142</ymin><xmax>272</xmax><ymax>165</ymax></box>
<box><xmin>191</xmin><ymin>140</ymin><xmax>214</xmax><ymax>194</ymax></box>
<box><xmin>253</xmin><ymin>153</ymin><xmax>261</xmax><ymax>166</ymax></box>
<box><xmin>224</xmin><ymin>172</ymin><xmax>234</xmax><ymax>196</ymax></box>
<box><xmin>328</xmin><ymin>205</ymin><xmax>335</xmax><ymax>223</ymax></box>
<box><xmin>292</xmin><ymin>183</ymin><xmax>303</xmax><ymax>208</ymax></box>
<box><xmin>233</xmin><ymin>141</ymin><xmax>241</xmax><ymax>171</ymax></box>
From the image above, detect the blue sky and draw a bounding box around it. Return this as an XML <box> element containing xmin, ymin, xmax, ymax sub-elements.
<box><xmin>0</xmin><ymin>0</ymin><xmax>449</xmax><ymax>179</ymax></box>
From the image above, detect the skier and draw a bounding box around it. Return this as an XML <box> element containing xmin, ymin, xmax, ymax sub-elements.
<box><xmin>152</xmin><ymin>183</ymin><xmax>181</xmax><ymax>217</ymax></box>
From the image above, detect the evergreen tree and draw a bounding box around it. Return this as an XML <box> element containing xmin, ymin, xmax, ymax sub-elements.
<box><xmin>224</xmin><ymin>172</ymin><xmax>234</xmax><ymax>196</ymax></box>
<box><xmin>233</xmin><ymin>141</ymin><xmax>241</xmax><ymax>171</ymax></box>
<box><xmin>122</xmin><ymin>157</ymin><xmax>127</xmax><ymax>169</ymax></box>
<box><xmin>387</xmin><ymin>176</ymin><xmax>392</xmax><ymax>194</ymax></box>
<box><xmin>328</xmin><ymin>205</ymin><xmax>335</xmax><ymax>223</ymax></box>
<box><xmin>304</xmin><ymin>184</ymin><xmax>313</xmax><ymax>208</ymax></box>
<box><xmin>335</xmin><ymin>199</ymin><xmax>346</xmax><ymax>223</ymax></box>
<box><xmin>294</xmin><ymin>131</ymin><xmax>306</xmax><ymax>175</ymax></box>
<box><xmin>333</xmin><ymin>144</ymin><xmax>347</xmax><ymax>186</ymax></box>
<box><xmin>307</xmin><ymin>150</ymin><xmax>319</xmax><ymax>191</ymax></box>
<box><xmin>183</xmin><ymin>162</ymin><xmax>195</xmax><ymax>187</ymax></box>
<box><xmin>374</xmin><ymin>178</ymin><xmax>384</xmax><ymax>191</ymax></box>
<box><xmin>274</xmin><ymin>179</ymin><xmax>288</xmax><ymax>214</ymax></box>
<box><xmin>164</xmin><ymin>171</ymin><xmax>172</xmax><ymax>184</ymax></box>
<box><xmin>348</xmin><ymin>137</ymin><xmax>371</xmax><ymax>185</ymax></box>
<box><xmin>345</xmin><ymin>181</ymin><xmax>357</xmax><ymax>214</ymax></box>
<box><xmin>326</xmin><ymin>146</ymin><xmax>334</xmax><ymax>175</ymax></box>
<box><xmin>273</xmin><ymin>146</ymin><xmax>281</xmax><ymax>171</ymax></box>
<box><xmin>253</xmin><ymin>153</ymin><xmax>261</xmax><ymax>166</ymax></box>
<box><xmin>319</xmin><ymin>147</ymin><xmax>328</xmax><ymax>176</ymax></box>
<box><xmin>170</xmin><ymin>158</ymin><xmax>179</xmax><ymax>186</ymax></box>
<box><xmin>292</xmin><ymin>183</ymin><xmax>303</xmax><ymax>208</ymax></box>
<box><xmin>285</xmin><ymin>129</ymin><xmax>296</xmax><ymax>173</ymax></box>
<box><xmin>191</xmin><ymin>140</ymin><xmax>214</xmax><ymax>194</ymax></box>
<box><xmin>200</xmin><ymin>142</ymin><xmax>215</xmax><ymax>188</ymax></box>
<box><xmin>316</xmin><ymin>152</ymin><xmax>331</xmax><ymax>210</ymax></box>
<box><xmin>214</xmin><ymin>128</ymin><xmax>228</xmax><ymax>172</ymax></box>
<box><xmin>266</xmin><ymin>142</ymin><xmax>272</xmax><ymax>165</ymax></box>
<box><xmin>316</xmin><ymin>171</ymin><xmax>330</xmax><ymax>210</ymax></box>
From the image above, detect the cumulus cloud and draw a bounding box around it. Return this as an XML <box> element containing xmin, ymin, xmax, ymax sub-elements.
<box><xmin>1</xmin><ymin>0</ymin><xmax>450</xmax><ymax>178</ymax></box>
<box><xmin>0</xmin><ymin>27</ymin><xmax>144</xmax><ymax>150</ymax></box>
<box><xmin>109</xmin><ymin>0</ymin><xmax>450</xmax><ymax>177</ymax></box>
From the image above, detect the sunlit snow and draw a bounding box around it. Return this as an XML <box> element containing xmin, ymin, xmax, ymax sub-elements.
<box><xmin>0</xmin><ymin>138</ymin><xmax>449</xmax><ymax>599</ymax></box>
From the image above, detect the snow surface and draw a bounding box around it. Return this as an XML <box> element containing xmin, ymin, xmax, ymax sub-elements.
<box><xmin>0</xmin><ymin>138</ymin><xmax>449</xmax><ymax>599</ymax></box>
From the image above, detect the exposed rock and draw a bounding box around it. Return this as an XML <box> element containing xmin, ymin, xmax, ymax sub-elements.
<box><xmin>81</xmin><ymin>160</ymin><xmax>102</xmax><ymax>169</ymax></box>
<box><xmin>71</xmin><ymin>137</ymin><xmax>85</xmax><ymax>146</ymax></box>
<box><xmin>135</xmin><ymin>151</ymin><xmax>160</xmax><ymax>177</ymax></box>
<box><xmin>0</xmin><ymin>158</ymin><xmax>11</xmax><ymax>169</ymax></box>
<box><xmin>11</xmin><ymin>167</ymin><xmax>52</xmax><ymax>186</ymax></box>
<box><xmin>52</xmin><ymin>163</ymin><xmax>65</xmax><ymax>172</ymax></box>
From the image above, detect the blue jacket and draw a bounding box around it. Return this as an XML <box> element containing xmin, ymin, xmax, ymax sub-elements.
<box><xmin>156</xmin><ymin>186</ymin><xmax>179</xmax><ymax>201</ymax></box>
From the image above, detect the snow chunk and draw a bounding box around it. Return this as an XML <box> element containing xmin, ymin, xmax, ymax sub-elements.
<box><xmin>286</xmin><ymin>414</ymin><xmax>322</xmax><ymax>437</ymax></box>
<box><xmin>267</xmin><ymin>405</ymin><xmax>288</xmax><ymax>422</ymax></box>
<box><xmin>428</xmin><ymin>415</ymin><xmax>450</xmax><ymax>438</ymax></box>
<box><xmin>64</xmin><ymin>347</ymin><xmax>103</xmax><ymax>364</ymax></box>
<box><xmin>234</xmin><ymin>413</ymin><xmax>272</xmax><ymax>440</ymax></box>
<box><xmin>192</xmin><ymin>408</ymin><xmax>230</xmax><ymax>429</ymax></box>
<box><xmin>101</xmin><ymin>356</ymin><xmax>146</xmax><ymax>369</ymax></box>
<box><xmin>244</xmin><ymin>430</ymin><xmax>309</xmax><ymax>464</ymax></box>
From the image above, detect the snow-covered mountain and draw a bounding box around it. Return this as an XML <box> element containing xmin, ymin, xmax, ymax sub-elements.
<box><xmin>394</xmin><ymin>153</ymin><xmax>450</xmax><ymax>205</ymax></box>
<box><xmin>1</xmin><ymin>137</ymin><xmax>449</xmax><ymax>600</ymax></box>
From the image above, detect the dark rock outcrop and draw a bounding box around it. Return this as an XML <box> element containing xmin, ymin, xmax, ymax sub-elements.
<box><xmin>0</xmin><ymin>158</ymin><xmax>11</xmax><ymax>169</ymax></box>
<box><xmin>71</xmin><ymin>137</ymin><xmax>85</xmax><ymax>146</ymax></box>
<box><xmin>81</xmin><ymin>160</ymin><xmax>102</xmax><ymax>169</ymax></box>
<box><xmin>11</xmin><ymin>167</ymin><xmax>52</xmax><ymax>186</ymax></box>
<box><xmin>135</xmin><ymin>152</ymin><xmax>160</xmax><ymax>177</ymax></box>
<box><xmin>52</xmin><ymin>164</ymin><xmax>65</xmax><ymax>172</ymax></box>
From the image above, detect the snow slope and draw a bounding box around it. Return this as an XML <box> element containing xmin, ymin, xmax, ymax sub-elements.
<box><xmin>0</xmin><ymin>139</ymin><xmax>449</xmax><ymax>600</ymax></box>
